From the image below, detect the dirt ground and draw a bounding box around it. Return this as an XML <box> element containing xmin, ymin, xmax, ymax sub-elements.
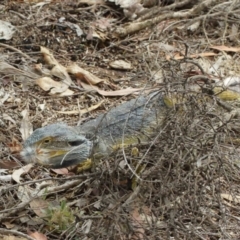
<box><xmin>1</xmin><ymin>1</ymin><xmax>240</xmax><ymax>239</ymax></box>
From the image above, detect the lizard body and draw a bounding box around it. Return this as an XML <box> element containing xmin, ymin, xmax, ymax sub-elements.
<box><xmin>21</xmin><ymin>92</ymin><xmax>167</xmax><ymax>168</ymax></box>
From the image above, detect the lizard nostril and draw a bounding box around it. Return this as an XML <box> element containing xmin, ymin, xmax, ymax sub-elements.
<box><xmin>36</xmin><ymin>149</ymin><xmax>41</xmax><ymax>154</ymax></box>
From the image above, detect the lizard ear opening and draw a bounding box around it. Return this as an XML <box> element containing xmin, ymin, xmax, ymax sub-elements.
<box><xmin>68</xmin><ymin>140</ymin><xmax>85</xmax><ymax>147</ymax></box>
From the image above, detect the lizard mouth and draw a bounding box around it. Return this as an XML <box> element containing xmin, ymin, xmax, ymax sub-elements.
<box><xmin>36</xmin><ymin>149</ymin><xmax>68</xmax><ymax>158</ymax></box>
<box><xmin>36</xmin><ymin>147</ymin><xmax>90</xmax><ymax>168</ymax></box>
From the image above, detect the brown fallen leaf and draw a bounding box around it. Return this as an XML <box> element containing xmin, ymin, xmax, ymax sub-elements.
<box><xmin>56</xmin><ymin>100</ymin><xmax>104</xmax><ymax>115</ymax></box>
<box><xmin>210</xmin><ymin>45</ymin><xmax>240</xmax><ymax>52</ymax></box>
<box><xmin>0</xmin><ymin>160</ymin><xmax>20</xmax><ymax>169</ymax></box>
<box><xmin>78</xmin><ymin>81</ymin><xmax>96</xmax><ymax>91</ymax></box>
<box><xmin>40</xmin><ymin>47</ymin><xmax>72</xmax><ymax>94</ymax></box>
<box><xmin>67</xmin><ymin>62</ymin><xmax>105</xmax><ymax>85</ymax></box>
<box><xmin>28</xmin><ymin>231</ymin><xmax>48</xmax><ymax>240</ymax></box>
<box><xmin>41</xmin><ymin>46</ymin><xmax>62</xmax><ymax>67</ymax></box>
<box><xmin>51</xmin><ymin>65</ymin><xmax>69</xmax><ymax>81</ymax></box>
<box><xmin>8</xmin><ymin>137</ymin><xmax>22</xmax><ymax>153</ymax></box>
<box><xmin>12</xmin><ymin>163</ymin><xmax>33</xmax><ymax>183</ymax></box>
<box><xmin>30</xmin><ymin>198</ymin><xmax>49</xmax><ymax>218</ymax></box>
<box><xmin>51</xmin><ymin>168</ymin><xmax>69</xmax><ymax>175</ymax></box>
<box><xmin>131</xmin><ymin>208</ymin><xmax>145</xmax><ymax>240</ymax></box>
<box><xmin>35</xmin><ymin>77</ymin><xmax>74</xmax><ymax>96</ymax></box>
<box><xmin>80</xmin><ymin>82</ymin><xmax>142</xmax><ymax>96</ymax></box>
<box><xmin>2</xmin><ymin>221</ymin><xmax>16</xmax><ymax>229</ymax></box>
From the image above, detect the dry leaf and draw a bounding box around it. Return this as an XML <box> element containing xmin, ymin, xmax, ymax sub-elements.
<box><xmin>0</xmin><ymin>174</ymin><xmax>12</xmax><ymax>182</ymax></box>
<box><xmin>210</xmin><ymin>45</ymin><xmax>240</xmax><ymax>52</ymax></box>
<box><xmin>81</xmin><ymin>219</ymin><xmax>93</xmax><ymax>234</ymax></box>
<box><xmin>0</xmin><ymin>160</ymin><xmax>20</xmax><ymax>169</ymax></box>
<box><xmin>2</xmin><ymin>221</ymin><xmax>15</xmax><ymax>229</ymax></box>
<box><xmin>56</xmin><ymin>100</ymin><xmax>104</xmax><ymax>115</ymax></box>
<box><xmin>229</xmin><ymin>24</ymin><xmax>238</xmax><ymax>41</ymax></box>
<box><xmin>51</xmin><ymin>65</ymin><xmax>70</xmax><ymax>81</ymax></box>
<box><xmin>97</xmin><ymin>86</ymin><xmax>142</xmax><ymax>96</ymax></box>
<box><xmin>67</xmin><ymin>63</ymin><xmax>105</xmax><ymax>85</ymax></box>
<box><xmin>78</xmin><ymin>81</ymin><xmax>96</xmax><ymax>91</ymax></box>
<box><xmin>40</xmin><ymin>47</ymin><xmax>72</xmax><ymax>93</ymax></box>
<box><xmin>28</xmin><ymin>231</ymin><xmax>48</xmax><ymax>240</ymax></box>
<box><xmin>156</xmin><ymin>42</ymin><xmax>176</xmax><ymax>51</ymax></box>
<box><xmin>0</xmin><ymin>20</ymin><xmax>16</xmax><ymax>40</ymax></box>
<box><xmin>107</xmin><ymin>0</ymin><xmax>144</xmax><ymax>19</ymax></box>
<box><xmin>17</xmin><ymin>185</ymin><xmax>32</xmax><ymax>202</ymax></box>
<box><xmin>35</xmin><ymin>77</ymin><xmax>74</xmax><ymax>96</ymax></box>
<box><xmin>30</xmin><ymin>198</ymin><xmax>49</xmax><ymax>217</ymax></box>
<box><xmin>166</xmin><ymin>52</ymin><xmax>217</xmax><ymax>60</ymax></box>
<box><xmin>80</xmin><ymin>82</ymin><xmax>142</xmax><ymax>96</ymax></box>
<box><xmin>65</xmin><ymin>21</ymin><xmax>83</xmax><ymax>37</ymax></box>
<box><xmin>222</xmin><ymin>76</ymin><xmax>240</xmax><ymax>87</ymax></box>
<box><xmin>208</xmin><ymin>54</ymin><xmax>232</xmax><ymax>76</ymax></box>
<box><xmin>0</xmin><ymin>88</ymin><xmax>10</xmax><ymax>105</ymax></box>
<box><xmin>78</xmin><ymin>0</ymin><xmax>104</xmax><ymax>4</ymax></box>
<box><xmin>222</xmin><ymin>76</ymin><xmax>240</xmax><ymax>93</ymax></box>
<box><xmin>41</xmin><ymin>46</ymin><xmax>61</xmax><ymax>66</ymax></box>
<box><xmin>220</xmin><ymin>193</ymin><xmax>240</xmax><ymax>203</ymax></box>
<box><xmin>51</xmin><ymin>168</ymin><xmax>69</xmax><ymax>175</ymax></box>
<box><xmin>3</xmin><ymin>113</ymin><xmax>16</xmax><ymax>124</ymax></box>
<box><xmin>12</xmin><ymin>163</ymin><xmax>33</xmax><ymax>183</ymax></box>
<box><xmin>0</xmin><ymin>61</ymin><xmax>21</xmax><ymax>74</ymax></box>
<box><xmin>95</xmin><ymin>18</ymin><xmax>113</xmax><ymax>31</ymax></box>
<box><xmin>187</xmin><ymin>20</ymin><xmax>201</xmax><ymax>32</ymax></box>
<box><xmin>131</xmin><ymin>208</ymin><xmax>145</xmax><ymax>240</ymax></box>
<box><xmin>109</xmin><ymin>60</ymin><xmax>132</xmax><ymax>70</ymax></box>
<box><xmin>93</xmin><ymin>200</ymin><xmax>101</xmax><ymax>209</ymax></box>
<box><xmin>8</xmin><ymin>137</ymin><xmax>22</xmax><ymax>153</ymax></box>
<box><xmin>86</xmin><ymin>17</ymin><xmax>110</xmax><ymax>41</ymax></box>
<box><xmin>20</xmin><ymin>109</ymin><xmax>33</xmax><ymax>141</ymax></box>
<box><xmin>86</xmin><ymin>27</ymin><xmax>108</xmax><ymax>41</ymax></box>
<box><xmin>0</xmin><ymin>61</ymin><xmax>38</xmax><ymax>79</ymax></box>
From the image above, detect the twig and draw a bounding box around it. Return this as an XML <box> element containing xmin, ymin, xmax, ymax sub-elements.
<box><xmin>0</xmin><ymin>200</ymin><xmax>32</xmax><ymax>222</ymax></box>
<box><xmin>137</xmin><ymin>0</ymin><xmax>192</xmax><ymax>22</ymax></box>
<box><xmin>0</xmin><ymin>43</ymin><xmax>36</xmax><ymax>62</ymax></box>
<box><xmin>0</xmin><ymin>172</ymin><xmax>100</xmax><ymax>194</ymax></box>
<box><xmin>0</xmin><ymin>228</ymin><xmax>35</xmax><ymax>240</ymax></box>
<box><xmin>202</xmin><ymin>1</ymin><xmax>231</xmax><ymax>45</ymax></box>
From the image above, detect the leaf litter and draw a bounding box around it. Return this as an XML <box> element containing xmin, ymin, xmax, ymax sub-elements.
<box><xmin>1</xmin><ymin>1</ymin><xmax>240</xmax><ymax>239</ymax></box>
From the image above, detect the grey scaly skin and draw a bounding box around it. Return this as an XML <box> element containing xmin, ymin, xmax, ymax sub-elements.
<box><xmin>21</xmin><ymin>92</ymin><xmax>167</xmax><ymax>168</ymax></box>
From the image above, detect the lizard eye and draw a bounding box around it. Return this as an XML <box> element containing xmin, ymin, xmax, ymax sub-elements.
<box><xmin>43</xmin><ymin>139</ymin><xmax>51</xmax><ymax>144</ymax></box>
<box><xmin>68</xmin><ymin>140</ymin><xmax>85</xmax><ymax>147</ymax></box>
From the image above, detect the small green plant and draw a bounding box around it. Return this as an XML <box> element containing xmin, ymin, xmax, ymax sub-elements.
<box><xmin>45</xmin><ymin>200</ymin><xmax>75</xmax><ymax>232</ymax></box>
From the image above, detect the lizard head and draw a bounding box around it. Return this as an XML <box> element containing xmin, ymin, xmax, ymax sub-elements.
<box><xmin>21</xmin><ymin>123</ymin><xmax>93</xmax><ymax>168</ymax></box>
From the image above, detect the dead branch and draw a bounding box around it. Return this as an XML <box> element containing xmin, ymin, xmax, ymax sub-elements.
<box><xmin>0</xmin><ymin>229</ymin><xmax>35</xmax><ymax>240</ymax></box>
<box><xmin>114</xmin><ymin>0</ymin><xmax>224</xmax><ymax>37</ymax></box>
<box><xmin>137</xmin><ymin>0</ymin><xmax>193</xmax><ymax>22</ymax></box>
